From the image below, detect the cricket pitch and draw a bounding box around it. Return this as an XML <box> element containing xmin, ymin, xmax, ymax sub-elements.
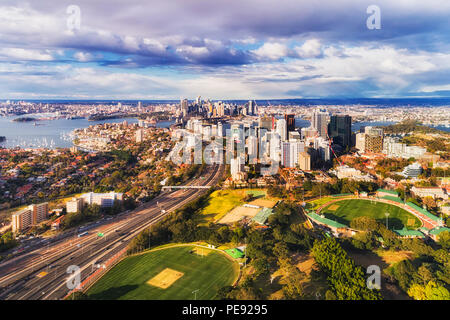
<box><xmin>147</xmin><ymin>268</ymin><xmax>184</xmax><ymax>289</ymax></box>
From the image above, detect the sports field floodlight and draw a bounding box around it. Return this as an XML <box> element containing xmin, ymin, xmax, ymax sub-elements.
<box><xmin>192</xmin><ymin>289</ymin><xmax>199</xmax><ymax>300</ymax></box>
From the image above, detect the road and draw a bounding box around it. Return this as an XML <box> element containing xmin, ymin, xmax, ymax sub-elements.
<box><xmin>0</xmin><ymin>164</ymin><xmax>223</xmax><ymax>300</ymax></box>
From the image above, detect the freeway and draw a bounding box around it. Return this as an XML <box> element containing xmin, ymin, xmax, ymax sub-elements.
<box><xmin>0</xmin><ymin>164</ymin><xmax>223</xmax><ymax>300</ymax></box>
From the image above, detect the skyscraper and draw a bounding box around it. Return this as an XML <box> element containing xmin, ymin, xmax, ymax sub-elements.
<box><xmin>281</xmin><ymin>141</ymin><xmax>304</xmax><ymax>168</ymax></box>
<box><xmin>246</xmin><ymin>135</ymin><xmax>258</xmax><ymax>164</ymax></box>
<box><xmin>328</xmin><ymin>115</ymin><xmax>352</xmax><ymax>148</ymax></box>
<box><xmin>284</xmin><ymin>114</ymin><xmax>295</xmax><ymax>132</ymax></box>
<box><xmin>230</xmin><ymin>155</ymin><xmax>245</xmax><ymax>177</ymax></box>
<box><xmin>276</xmin><ymin>118</ymin><xmax>287</xmax><ymax>141</ymax></box>
<box><xmin>259</xmin><ymin>116</ymin><xmax>272</xmax><ymax>130</ymax></box>
<box><xmin>181</xmin><ymin>98</ymin><xmax>189</xmax><ymax>117</ymax></box>
<box><xmin>312</xmin><ymin>110</ymin><xmax>329</xmax><ymax>138</ymax></box>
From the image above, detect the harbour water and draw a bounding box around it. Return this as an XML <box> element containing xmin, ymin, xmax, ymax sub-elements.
<box><xmin>0</xmin><ymin>115</ymin><xmax>448</xmax><ymax>150</ymax></box>
<box><xmin>295</xmin><ymin>119</ymin><xmax>396</xmax><ymax>132</ymax></box>
<box><xmin>0</xmin><ymin>115</ymin><xmax>174</xmax><ymax>149</ymax></box>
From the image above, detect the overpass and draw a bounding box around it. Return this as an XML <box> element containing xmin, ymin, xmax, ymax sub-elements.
<box><xmin>162</xmin><ymin>185</ymin><xmax>211</xmax><ymax>190</ymax></box>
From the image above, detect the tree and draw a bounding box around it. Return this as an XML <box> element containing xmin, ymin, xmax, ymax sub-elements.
<box><xmin>416</xmin><ymin>264</ymin><xmax>434</xmax><ymax>285</ymax></box>
<box><xmin>253</xmin><ymin>258</ymin><xmax>270</xmax><ymax>277</ymax></box>
<box><xmin>422</xmin><ymin>196</ymin><xmax>436</xmax><ymax>210</ymax></box>
<box><xmin>437</xmin><ymin>231</ymin><xmax>450</xmax><ymax>250</ymax></box>
<box><xmin>408</xmin><ymin>281</ymin><xmax>450</xmax><ymax>300</ymax></box>
<box><xmin>282</xmin><ymin>264</ymin><xmax>305</xmax><ymax>299</ymax></box>
<box><xmin>325</xmin><ymin>290</ymin><xmax>337</xmax><ymax>300</ymax></box>
<box><xmin>312</xmin><ymin>238</ymin><xmax>382</xmax><ymax>300</ymax></box>
<box><xmin>350</xmin><ymin>216</ymin><xmax>378</xmax><ymax>232</ymax></box>
<box><xmin>386</xmin><ymin>259</ymin><xmax>416</xmax><ymax>292</ymax></box>
<box><xmin>272</xmin><ymin>242</ymin><xmax>289</xmax><ymax>260</ymax></box>
<box><xmin>407</xmin><ymin>283</ymin><xmax>427</xmax><ymax>300</ymax></box>
<box><xmin>423</xmin><ymin>281</ymin><xmax>450</xmax><ymax>300</ymax></box>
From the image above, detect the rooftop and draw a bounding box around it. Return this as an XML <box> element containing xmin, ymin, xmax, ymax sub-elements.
<box><xmin>307</xmin><ymin>211</ymin><xmax>347</xmax><ymax>229</ymax></box>
<box><xmin>429</xmin><ymin>226</ymin><xmax>450</xmax><ymax>236</ymax></box>
<box><xmin>394</xmin><ymin>228</ymin><xmax>425</xmax><ymax>238</ymax></box>
<box><xmin>252</xmin><ymin>208</ymin><xmax>274</xmax><ymax>225</ymax></box>
<box><xmin>406</xmin><ymin>202</ymin><xmax>441</xmax><ymax>222</ymax></box>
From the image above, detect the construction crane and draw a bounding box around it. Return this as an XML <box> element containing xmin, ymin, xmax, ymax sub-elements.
<box><xmin>326</xmin><ymin>133</ymin><xmax>343</xmax><ymax>166</ymax></box>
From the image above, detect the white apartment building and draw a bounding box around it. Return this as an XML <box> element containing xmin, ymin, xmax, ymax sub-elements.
<box><xmin>383</xmin><ymin>137</ymin><xmax>426</xmax><ymax>159</ymax></box>
<box><xmin>12</xmin><ymin>208</ymin><xmax>33</xmax><ymax>233</ymax></box>
<box><xmin>12</xmin><ymin>202</ymin><xmax>49</xmax><ymax>233</ymax></box>
<box><xmin>81</xmin><ymin>192</ymin><xmax>123</xmax><ymax>208</ymax></box>
<box><xmin>66</xmin><ymin>197</ymin><xmax>84</xmax><ymax>213</ymax></box>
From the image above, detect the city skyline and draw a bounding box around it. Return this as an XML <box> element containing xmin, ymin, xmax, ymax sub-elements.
<box><xmin>0</xmin><ymin>0</ymin><xmax>450</xmax><ymax>100</ymax></box>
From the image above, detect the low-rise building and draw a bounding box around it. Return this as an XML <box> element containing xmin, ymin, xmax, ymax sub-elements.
<box><xmin>332</xmin><ymin>165</ymin><xmax>374</xmax><ymax>182</ymax></box>
<box><xmin>411</xmin><ymin>186</ymin><xmax>448</xmax><ymax>200</ymax></box>
<box><xmin>402</xmin><ymin>162</ymin><xmax>422</xmax><ymax>178</ymax></box>
<box><xmin>51</xmin><ymin>215</ymin><xmax>65</xmax><ymax>230</ymax></box>
<box><xmin>394</xmin><ymin>228</ymin><xmax>425</xmax><ymax>239</ymax></box>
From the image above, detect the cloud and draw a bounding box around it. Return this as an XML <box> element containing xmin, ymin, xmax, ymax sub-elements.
<box><xmin>0</xmin><ymin>48</ymin><xmax>55</xmax><ymax>61</ymax></box>
<box><xmin>294</xmin><ymin>39</ymin><xmax>322</xmax><ymax>58</ymax></box>
<box><xmin>0</xmin><ymin>0</ymin><xmax>449</xmax><ymax>98</ymax></box>
<box><xmin>74</xmin><ymin>52</ymin><xmax>94</xmax><ymax>62</ymax></box>
<box><xmin>252</xmin><ymin>43</ymin><xmax>289</xmax><ymax>61</ymax></box>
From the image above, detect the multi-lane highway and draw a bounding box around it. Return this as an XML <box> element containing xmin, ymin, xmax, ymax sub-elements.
<box><xmin>0</xmin><ymin>164</ymin><xmax>223</xmax><ymax>300</ymax></box>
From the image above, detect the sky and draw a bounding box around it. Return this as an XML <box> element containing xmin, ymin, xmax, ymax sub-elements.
<box><xmin>1</xmin><ymin>0</ymin><xmax>450</xmax><ymax>100</ymax></box>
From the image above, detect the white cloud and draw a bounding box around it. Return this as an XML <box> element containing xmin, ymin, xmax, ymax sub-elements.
<box><xmin>74</xmin><ymin>52</ymin><xmax>93</xmax><ymax>62</ymax></box>
<box><xmin>252</xmin><ymin>43</ymin><xmax>288</xmax><ymax>61</ymax></box>
<box><xmin>419</xmin><ymin>84</ymin><xmax>450</xmax><ymax>93</ymax></box>
<box><xmin>294</xmin><ymin>39</ymin><xmax>322</xmax><ymax>58</ymax></box>
<box><xmin>0</xmin><ymin>48</ymin><xmax>54</xmax><ymax>61</ymax></box>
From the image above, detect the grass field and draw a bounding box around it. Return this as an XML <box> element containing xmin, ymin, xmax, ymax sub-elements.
<box><xmin>306</xmin><ymin>197</ymin><xmax>334</xmax><ymax>210</ymax></box>
<box><xmin>198</xmin><ymin>189</ymin><xmax>271</xmax><ymax>223</ymax></box>
<box><xmin>87</xmin><ymin>245</ymin><xmax>239</xmax><ymax>300</ymax></box>
<box><xmin>245</xmin><ymin>189</ymin><xmax>267</xmax><ymax>197</ymax></box>
<box><xmin>320</xmin><ymin>199</ymin><xmax>421</xmax><ymax>229</ymax></box>
<box><xmin>199</xmin><ymin>190</ymin><xmax>245</xmax><ymax>222</ymax></box>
